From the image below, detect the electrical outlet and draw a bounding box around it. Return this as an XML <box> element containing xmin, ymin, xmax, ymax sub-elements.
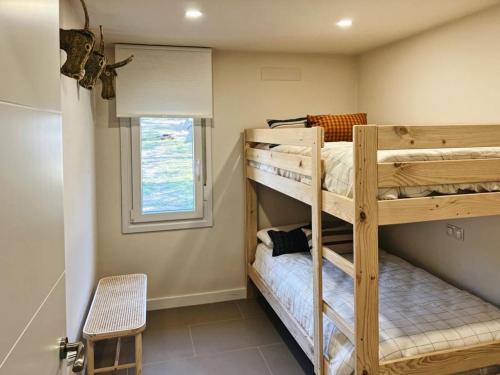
<box><xmin>446</xmin><ymin>224</ymin><xmax>464</xmax><ymax>241</ymax></box>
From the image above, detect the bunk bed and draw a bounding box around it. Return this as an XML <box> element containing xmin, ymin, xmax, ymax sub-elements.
<box><xmin>243</xmin><ymin>125</ymin><xmax>500</xmax><ymax>375</ymax></box>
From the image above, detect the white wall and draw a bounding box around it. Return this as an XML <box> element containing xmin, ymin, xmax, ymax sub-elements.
<box><xmin>95</xmin><ymin>51</ymin><xmax>358</xmax><ymax>308</ymax></box>
<box><xmin>359</xmin><ymin>5</ymin><xmax>500</xmax><ymax>305</ymax></box>
<box><xmin>60</xmin><ymin>0</ymin><xmax>97</xmax><ymax>340</ymax></box>
<box><xmin>94</xmin><ymin>4</ymin><xmax>500</xmax><ymax>309</ymax></box>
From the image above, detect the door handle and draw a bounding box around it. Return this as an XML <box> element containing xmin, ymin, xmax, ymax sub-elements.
<box><xmin>59</xmin><ymin>337</ymin><xmax>85</xmax><ymax>373</ymax></box>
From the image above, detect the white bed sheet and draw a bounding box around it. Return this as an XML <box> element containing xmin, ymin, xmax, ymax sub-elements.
<box><xmin>249</xmin><ymin>142</ymin><xmax>500</xmax><ymax>199</ymax></box>
<box><xmin>252</xmin><ymin>244</ymin><xmax>500</xmax><ymax>375</ymax></box>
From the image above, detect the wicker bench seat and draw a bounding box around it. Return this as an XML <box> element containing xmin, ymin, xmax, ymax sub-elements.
<box><xmin>83</xmin><ymin>274</ymin><xmax>147</xmax><ymax>375</ymax></box>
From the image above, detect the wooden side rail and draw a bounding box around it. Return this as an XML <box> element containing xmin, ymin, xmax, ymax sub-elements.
<box><xmin>322</xmin><ymin>247</ymin><xmax>354</xmax><ymax>277</ymax></box>
<box><xmin>246</xmin><ymin>166</ymin><xmax>311</xmax><ymax>203</ymax></box>
<box><xmin>245</xmin><ymin>127</ymin><xmax>324</xmax><ymax>147</ymax></box>
<box><xmin>246</xmin><ymin>147</ymin><xmax>316</xmax><ymax>176</ymax></box>
<box><xmin>379</xmin><ymin>340</ymin><xmax>500</xmax><ymax>375</ymax></box>
<box><xmin>246</xmin><ymin>165</ymin><xmax>355</xmax><ymax>223</ymax></box>
<box><xmin>379</xmin><ymin>192</ymin><xmax>500</xmax><ymax>225</ymax></box>
<box><xmin>378</xmin><ymin>124</ymin><xmax>500</xmax><ymax>150</ymax></box>
<box><xmin>378</xmin><ymin>158</ymin><xmax>500</xmax><ymax>188</ymax></box>
<box><xmin>323</xmin><ymin>301</ymin><xmax>355</xmax><ymax>343</ymax></box>
<box><xmin>247</xmin><ymin>266</ymin><xmax>315</xmax><ymax>359</ymax></box>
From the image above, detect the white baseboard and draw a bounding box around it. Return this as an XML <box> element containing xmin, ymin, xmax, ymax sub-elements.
<box><xmin>147</xmin><ymin>287</ymin><xmax>247</xmax><ymax>311</ymax></box>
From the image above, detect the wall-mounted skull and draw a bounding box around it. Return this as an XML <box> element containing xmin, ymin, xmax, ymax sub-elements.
<box><xmin>60</xmin><ymin>0</ymin><xmax>95</xmax><ymax>80</ymax></box>
<box><xmin>100</xmin><ymin>55</ymin><xmax>134</xmax><ymax>100</ymax></box>
<box><xmin>79</xmin><ymin>26</ymin><xmax>107</xmax><ymax>90</ymax></box>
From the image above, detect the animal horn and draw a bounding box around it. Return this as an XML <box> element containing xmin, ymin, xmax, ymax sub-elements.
<box><xmin>80</xmin><ymin>0</ymin><xmax>90</xmax><ymax>30</ymax></box>
<box><xmin>99</xmin><ymin>25</ymin><xmax>104</xmax><ymax>53</ymax></box>
<box><xmin>109</xmin><ymin>55</ymin><xmax>134</xmax><ymax>69</ymax></box>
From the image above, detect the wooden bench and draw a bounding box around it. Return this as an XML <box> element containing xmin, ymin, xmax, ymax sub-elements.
<box><xmin>83</xmin><ymin>274</ymin><xmax>147</xmax><ymax>375</ymax></box>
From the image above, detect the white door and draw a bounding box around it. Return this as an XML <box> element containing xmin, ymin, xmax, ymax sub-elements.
<box><xmin>0</xmin><ymin>1</ymin><xmax>67</xmax><ymax>374</ymax></box>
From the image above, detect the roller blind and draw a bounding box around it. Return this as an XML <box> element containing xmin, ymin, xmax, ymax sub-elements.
<box><xmin>115</xmin><ymin>45</ymin><xmax>213</xmax><ymax>118</ymax></box>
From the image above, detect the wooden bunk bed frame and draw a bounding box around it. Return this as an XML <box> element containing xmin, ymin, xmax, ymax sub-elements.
<box><xmin>243</xmin><ymin>125</ymin><xmax>500</xmax><ymax>375</ymax></box>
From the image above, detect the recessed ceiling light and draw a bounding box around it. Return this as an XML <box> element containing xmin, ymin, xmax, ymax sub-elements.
<box><xmin>185</xmin><ymin>9</ymin><xmax>203</xmax><ymax>19</ymax></box>
<box><xmin>336</xmin><ymin>18</ymin><xmax>353</xmax><ymax>28</ymax></box>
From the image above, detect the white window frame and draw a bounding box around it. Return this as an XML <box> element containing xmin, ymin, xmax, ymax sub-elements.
<box><xmin>130</xmin><ymin>117</ymin><xmax>204</xmax><ymax>222</ymax></box>
<box><xmin>120</xmin><ymin>117</ymin><xmax>213</xmax><ymax>233</ymax></box>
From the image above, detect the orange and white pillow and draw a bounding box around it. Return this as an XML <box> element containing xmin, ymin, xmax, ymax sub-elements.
<box><xmin>307</xmin><ymin>113</ymin><xmax>367</xmax><ymax>142</ymax></box>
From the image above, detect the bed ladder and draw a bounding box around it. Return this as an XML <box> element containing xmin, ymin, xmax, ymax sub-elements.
<box><xmin>311</xmin><ymin>126</ymin><xmax>380</xmax><ymax>375</ymax></box>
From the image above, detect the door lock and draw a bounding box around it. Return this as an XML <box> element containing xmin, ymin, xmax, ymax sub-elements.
<box><xmin>59</xmin><ymin>337</ymin><xmax>85</xmax><ymax>373</ymax></box>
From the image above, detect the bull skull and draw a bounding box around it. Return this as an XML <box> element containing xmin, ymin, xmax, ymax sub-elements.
<box><xmin>100</xmin><ymin>55</ymin><xmax>134</xmax><ymax>100</ymax></box>
<box><xmin>60</xmin><ymin>0</ymin><xmax>95</xmax><ymax>80</ymax></box>
<box><xmin>79</xmin><ymin>26</ymin><xmax>107</xmax><ymax>90</ymax></box>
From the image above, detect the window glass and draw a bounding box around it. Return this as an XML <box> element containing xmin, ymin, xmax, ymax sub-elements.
<box><xmin>139</xmin><ymin>117</ymin><xmax>195</xmax><ymax>214</ymax></box>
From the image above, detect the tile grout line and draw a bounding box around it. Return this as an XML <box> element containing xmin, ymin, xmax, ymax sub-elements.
<box><xmin>258</xmin><ymin>342</ymin><xmax>286</xmax><ymax>349</ymax></box>
<box><xmin>188</xmin><ymin>316</ymin><xmax>247</xmax><ymax>328</ymax></box>
<box><xmin>181</xmin><ymin>335</ymin><xmax>283</xmax><ymax>360</ymax></box>
<box><xmin>141</xmin><ymin>345</ymin><xmax>278</xmax><ymax>368</ymax></box>
<box><xmin>143</xmin><ymin>354</ymin><xmax>197</xmax><ymax>368</ymax></box>
<box><xmin>258</xmin><ymin>346</ymin><xmax>275</xmax><ymax>375</ymax></box>
<box><xmin>188</xmin><ymin>325</ymin><xmax>197</xmax><ymax>356</ymax></box>
<box><xmin>139</xmin><ymin>302</ymin><xmax>282</xmax><ymax>370</ymax></box>
<box><xmin>234</xmin><ymin>300</ymin><xmax>246</xmax><ymax>319</ymax></box>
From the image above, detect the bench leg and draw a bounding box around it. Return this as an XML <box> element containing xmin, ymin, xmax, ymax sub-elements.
<box><xmin>135</xmin><ymin>333</ymin><xmax>143</xmax><ymax>375</ymax></box>
<box><xmin>87</xmin><ymin>339</ymin><xmax>94</xmax><ymax>375</ymax></box>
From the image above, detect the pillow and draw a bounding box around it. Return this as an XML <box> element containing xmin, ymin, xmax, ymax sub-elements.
<box><xmin>268</xmin><ymin>228</ymin><xmax>310</xmax><ymax>257</ymax></box>
<box><xmin>267</xmin><ymin>117</ymin><xmax>308</xmax><ymax>129</ymax></box>
<box><xmin>257</xmin><ymin>222</ymin><xmax>309</xmax><ymax>247</ymax></box>
<box><xmin>307</xmin><ymin>113</ymin><xmax>367</xmax><ymax>142</ymax></box>
<box><xmin>302</xmin><ymin>226</ymin><xmax>353</xmax><ymax>248</ymax></box>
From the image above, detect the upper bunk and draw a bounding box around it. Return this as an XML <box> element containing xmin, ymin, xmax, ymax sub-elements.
<box><xmin>244</xmin><ymin>124</ymin><xmax>500</xmax><ymax>226</ymax></box>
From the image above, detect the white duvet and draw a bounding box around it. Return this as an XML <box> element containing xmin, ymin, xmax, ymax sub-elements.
<box><xmin>252</xmin><ymin>244</ymin><xmax>500</xmax><ymax>375</ymax></box>
<box><xmin>250</xmin><ymin>142</ymin><xmax>500</xmax><ymax>199</ymax></box>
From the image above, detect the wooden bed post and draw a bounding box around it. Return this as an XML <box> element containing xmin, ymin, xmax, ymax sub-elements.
<box><xmin>353</xmin><ymin>125</ymin><xmax>379</xmax><ymax>375</ymax></box>
<box><xmin>311</xmin><ymin>127</ymin><xmax>324</xmax><ymax>375</ymax></box>
<box><xmin>244</xmin><ymin>132</ymin><xmax>258</xmax><ymax>298</ymax></box>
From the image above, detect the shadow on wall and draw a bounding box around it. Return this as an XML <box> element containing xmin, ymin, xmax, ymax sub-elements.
<box><xmin>148</xmin><ymin>133</ymin><xmax>249</xmax><ymax>296</ymax></box>
<box><xmin>380</xmin><ymin>217</ymin><xmax>500</xmax><ymax>307</ymax></box>
<box><xmin>92</xmin><ymin>119</ymin><xmax>244</xmax><ymax>297</ymax></box>
<box><xmin>214</xmin><ymin>132</ymin><xmax>309</xmax><ymax>224</ymax></box>
<box><xmin>259</xmin><ymin>183</ymin><xmax>310</xmax><ymax>229</ymax></box>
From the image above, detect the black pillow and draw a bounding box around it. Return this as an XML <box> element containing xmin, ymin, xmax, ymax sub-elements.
<box><xmin>267</xmin><ymin>117</ymin><xmax>308</xmax><ymax>129</ymax></box>
<box><xmin>268</xmin><ymin>228</ymin><xmax>310</xmax><ymax>257</ymax></box>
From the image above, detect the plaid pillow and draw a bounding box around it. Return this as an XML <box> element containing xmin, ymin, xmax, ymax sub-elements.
<box><xmin>307</xmin><ymin>113</ymin><xmax>367</xmax><ymax>142</ymax></box>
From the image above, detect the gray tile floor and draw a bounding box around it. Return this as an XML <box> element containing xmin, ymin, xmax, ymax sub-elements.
<box><xmin>94</xmin><ymin>299</ymin><xmax>311</xmax><ymax>375</ymax></box>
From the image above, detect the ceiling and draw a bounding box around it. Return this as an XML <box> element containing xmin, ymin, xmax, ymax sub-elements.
<box><xmin>82</xmin><ymin>0</ymin><xmax>500</xmax><ymax>54</ymax></box>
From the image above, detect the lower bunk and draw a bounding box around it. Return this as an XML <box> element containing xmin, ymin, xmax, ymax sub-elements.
<box><xmin>248</xmin><ymin>243</ymin><xmax>500</xmax><ymax>375</ymax></box>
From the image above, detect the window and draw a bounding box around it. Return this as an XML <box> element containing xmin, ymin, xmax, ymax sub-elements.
<box><xmin>120</xmin><ymin>117</ymin><xmax>212</xmax><ymax>233</ymax></box>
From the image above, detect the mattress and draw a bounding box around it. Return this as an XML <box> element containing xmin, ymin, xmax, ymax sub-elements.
<box><xmin>252</xmin><ymin>244</ymin><xmax>500</xmax><ymax>375</ymax></box>
<box><xmin>249</xmin><ymin>142</ymin><xmax>500</xmax><ymax>199</ymax></box>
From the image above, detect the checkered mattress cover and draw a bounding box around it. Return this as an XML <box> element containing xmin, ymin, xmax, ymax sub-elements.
<box><xmin>249</xmin><ymin>142</ymin><xmax>500</xmax><ymax>199</ymax></box>
<box><xmin>252</xmin><ymin>244</ymin><xmax>500</xmax><ymax>375</ymax></box>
